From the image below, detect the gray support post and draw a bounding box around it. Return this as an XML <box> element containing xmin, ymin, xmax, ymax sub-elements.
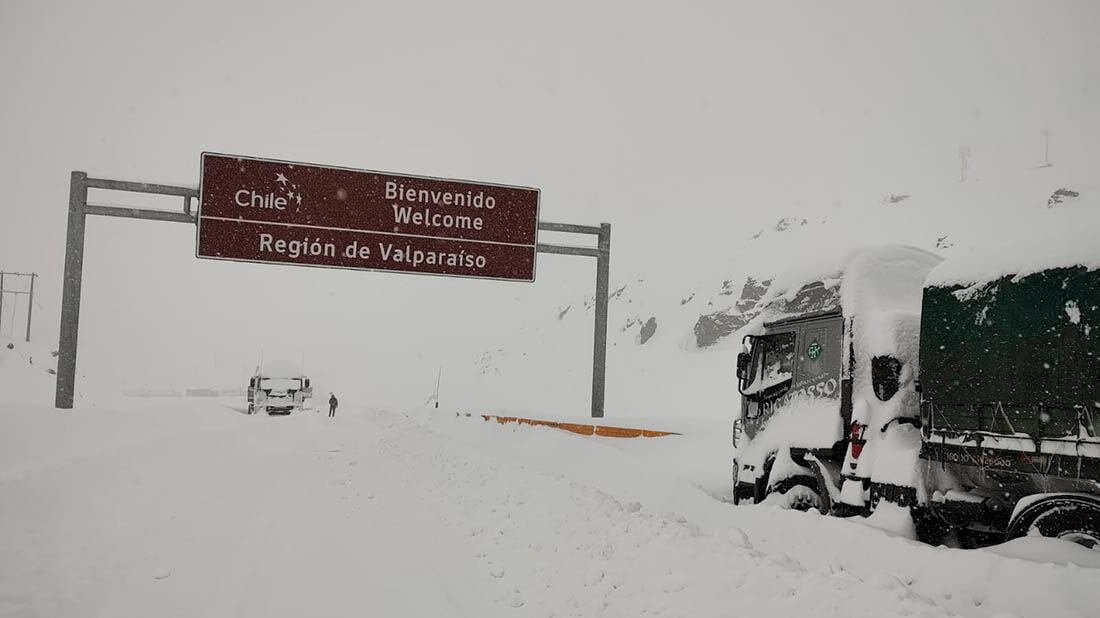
<box><xmin>56</xmin><ymin>172</ymin><xmax>88</xmax><ymax>409</ymax></box>
<box><xmin>591</xmin><ymin>223</ymin><xmax>611</xmax><ymax>418</ymax></box>
<box><xmin>0</xmin><ymin>271</ymin><xmax>5</xmax><ymax>331</ymax></box>
<box><xmin>25</xmin><ymin>273</ymin><xmax>36</xmax><ymax>342</ymax></box>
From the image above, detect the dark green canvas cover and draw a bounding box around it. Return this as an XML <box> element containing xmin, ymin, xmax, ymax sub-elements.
<box><xmin>920</xmin><ymin>266</ymin><xmax>1100</xmax><ymax>436</ymax></box>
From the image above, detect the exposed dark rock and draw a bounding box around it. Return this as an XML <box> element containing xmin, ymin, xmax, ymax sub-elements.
<box><xmin>735</xmin><ymin>277</ymin><xmax>771</xmax><ymax>314</ymax></box>
<box><xmin>752</xmin><ymin>218</ymin><xmax>808</xmax><ymax>240</ymax></box>
<box><xmin>694</xmin><ymin>275</ymin><xmax>834</xmax><ymax>349</ymax></box>
<box><xmin>694</xmin><ymin>312</ymin><xmax>749</xmax><ymax>348</ymax></box>
<box><xmin>779</xmin><ymin>280</ymin><xmax>842</xmax><ymax>316</ymax></box>
<box><xmin>774</xmin><ymin>217</ymin><xmax>808</xmax><ymax>233</ymax></box>
<box><xmin>1047</xmin><ymin>188</ymin><xmax>1080</xmax><ymax>208</ymax></box>
<box><xmin>558</xmin><ymin>306</ymin><xmax>571</xmax><ymax>320</ymax></box>
<box><xmin>47</xmin><ymin>368</ymin><xmax>56</xmax><ymax>375</ymax></box>
<box><xmin>638</xmin><ymin>317</ymin><xmax>657</xmax><ymax>345</ymax></box>
<box><xmin>5</xmin><ymin>343</ymin><xmax>13</xmax><ymax>350</ymax></box>
<box><xmin>680</xmin><ymin>293</ymin><xmax>695</xmax><ymax>305</ymax></box>
<box><xmin>886</xmin><ymin>194</ymin><xmax>910</xmax><ymax>204</ymax></box>
<box><xmin>935</xmin><ymin>235</ymin><xmax>954</xmax><ymax>249</ymax></box>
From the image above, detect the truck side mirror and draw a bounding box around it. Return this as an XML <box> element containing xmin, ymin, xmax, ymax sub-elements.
<box><xmin>303</xmin><ymin>378</ymin><xmax>310</xmax><ymax>389</ymax></box>
<box><xmin>872</xmin><ymin>356</ymin><xmax>903</xmax><ymax>401</ymax></box>
<box><xmin>249</xmin><ymin>377</ymin><xmax>257</xmax><ymax>388</ymax></box>
<box><xmin>736</xmin><ymin>352</ymin><xmax>751</xmax><ymax>380</ymax></box>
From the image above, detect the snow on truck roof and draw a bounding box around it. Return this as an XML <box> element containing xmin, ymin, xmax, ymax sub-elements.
<box><xmin>926</xmin><ymin>225</ymin><xmax>1100</xmax><ymax>287</ymax></box>
<box><xmin>756</xmin><ymin>244</ymin><xmax>942</xmax><ymax>321</ymax></box>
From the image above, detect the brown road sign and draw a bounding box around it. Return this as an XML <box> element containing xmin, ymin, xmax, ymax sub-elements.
<box><xmin>196</xmin><ymin>153</ymin><xmax>540</xmax><ymax>281</ymax></box>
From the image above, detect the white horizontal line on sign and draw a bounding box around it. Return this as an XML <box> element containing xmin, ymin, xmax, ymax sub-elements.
<box><xmin>199</xmin><ymin>216</ymin><xmax>538</xmax><ymax>249</ymax></box>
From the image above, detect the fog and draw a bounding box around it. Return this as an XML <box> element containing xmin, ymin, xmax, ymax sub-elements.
<box><xmin>1</xmin><ymin>0</ymin><xmax>1097</xmax><ymax>406</ymax></box>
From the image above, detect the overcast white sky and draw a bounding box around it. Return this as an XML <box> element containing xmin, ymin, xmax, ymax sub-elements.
<box><xmin>1</xmin><ymin>1</ymin><xmax>1097</xmax><ymax>402</ymax></box>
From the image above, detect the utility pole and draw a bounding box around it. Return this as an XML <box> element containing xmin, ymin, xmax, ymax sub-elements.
<box><xmin>0</xmin><ymin>271</ymin><xmax>37</xmax><ymax>342</ymax></box>
<box><xmin>25</xmin><ymin>273</ymin><xmax>35</xmax><ymax>342</ymax></box>
<box><xmin>1042</xmin><ymin>128</ymin><xmax>1052</xmax><ymax>167</ymax></box>
<box><xmin>434</xmin><ymin>366</ymin><xmax>442</xmax><ymax>409</ymax></box>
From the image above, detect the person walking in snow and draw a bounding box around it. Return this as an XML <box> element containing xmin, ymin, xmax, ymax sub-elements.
<box><xmin>328</xmin><ymin>393</ymin><xmax>338</xmax><ymax>418</ymax></box>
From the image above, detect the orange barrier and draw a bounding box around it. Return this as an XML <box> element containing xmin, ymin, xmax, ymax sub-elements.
<box><xmin>480</xmin><ymin>415</ymin><xmax>679</xmax><ymax>438</ymax></box>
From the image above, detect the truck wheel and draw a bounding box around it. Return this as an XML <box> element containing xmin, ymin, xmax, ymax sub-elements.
<box><xmin>1007</xmin><ymin>496</ymin><xmax>1100</xmax><ymax>551</ymax></box>
<box><xmin>247</xmin><ymin>404</ymin><xmax>254</xmax><ymax>415</ymax></box>
<box><xmin>777</xmin><ymin>484</ymin><xmax>822</xmax><ymax>512</ymax></box>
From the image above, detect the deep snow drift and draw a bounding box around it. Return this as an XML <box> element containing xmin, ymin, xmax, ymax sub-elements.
<box><xmin>1</xmin><ymin>399</ymin><xmax>1097</xmax><ymax>618</ymax></box>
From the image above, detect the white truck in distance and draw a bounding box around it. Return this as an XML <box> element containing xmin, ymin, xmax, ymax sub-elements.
<box><xmin>247</xmin><ymin>364</ymin><xmax>312</xmax><ymax>415</ymax></box>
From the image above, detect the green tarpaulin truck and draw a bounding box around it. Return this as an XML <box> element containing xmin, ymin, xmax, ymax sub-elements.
<box><xmin>733</xmin><ymin>244</ymin><xmax>1099</xmax><ymax>549</ymax></box>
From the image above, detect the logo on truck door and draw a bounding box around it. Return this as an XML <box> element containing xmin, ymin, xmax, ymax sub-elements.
<box><xmin>807</xmin><ymin>339</ymin><xmax>822</xmax><ymax>361</ymax></box>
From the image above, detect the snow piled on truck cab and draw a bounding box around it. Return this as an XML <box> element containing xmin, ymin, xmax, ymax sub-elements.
<box><xmin>259</xmin><ymin>378</ymin><xmax>301</xmax><ymax>391</ymax></box>
<box><xmin>744</xmin><ymin>245</ymin><xmax>941</xmax><ymax>332</ymax></box>
<box><xmin>844</xmin><ymin>248</ymin><xmax>941</xmax><ymax>517</ymax></box>
<box><xmin>839</xmin><ymin>245</ymin><xmax>942</xmax><ymax>322</ymax></box>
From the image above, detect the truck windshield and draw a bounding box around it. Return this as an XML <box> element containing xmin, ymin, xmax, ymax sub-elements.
<box><xmin>260</xmin><ymin>378</ymin><xmax>300</xmax><ymax>391</ymax></box>
<box><xmin>742</xmin><ymin>332</ymin><xmax>796</xmax><ymax>396</ymax></box>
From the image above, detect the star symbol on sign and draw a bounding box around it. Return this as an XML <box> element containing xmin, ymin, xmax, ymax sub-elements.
<box><xmin>275</xmin><ymin>173</ymin><xmax>289</xmax><ymax>185</ymax></box>
<box><xmin>287</xmin><ymin>191</ymin><xmax>296</xmax><ymax>201</ymax></box>
<box><xmin>296</xmin><ymin>194</ymin><xmax>302</xmax><ymax>205</ymax></box>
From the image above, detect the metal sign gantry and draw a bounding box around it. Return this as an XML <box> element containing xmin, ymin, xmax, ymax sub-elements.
<box><xmin>57</xmin><ymin>171</ymin><xmax>611</xmax><ymax>417</ymax></box>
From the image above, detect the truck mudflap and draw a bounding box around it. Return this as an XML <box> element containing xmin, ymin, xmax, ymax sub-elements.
<box><xmin>869</xmin><ymin>481</ymin><xmax>919</xmax><ymax>510</ymax></box>
<box><xmin>926</xmin><ymin>490</ymin><xmax>1013</xmax><ymax>534</ymax></box>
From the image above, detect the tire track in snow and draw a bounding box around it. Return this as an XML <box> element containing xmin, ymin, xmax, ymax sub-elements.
<box><xmin>364</xmin><ymin>410</ymin><xmax>956</xmax><ymax>618</ymax></box>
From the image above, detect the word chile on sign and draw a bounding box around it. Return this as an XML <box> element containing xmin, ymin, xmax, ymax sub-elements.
<box><xmin>196</xmin><ymin>153</ymin><xmax>541</xmax><ymax>281</ymax></box>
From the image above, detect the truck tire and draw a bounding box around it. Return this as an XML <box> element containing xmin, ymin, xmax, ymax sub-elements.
<box><xmin>762</xmin><ymin>452</ymin><xmax>824</xmax><ymax>512</ymax></box>
<box><xmin>1007</xmin><ymin>496</ymin><xmax>1100</xmax><ymax>550</ymax></box>
<box><xmin>247</xmin><ymin>404</ymin><xmax>254</xmax><ymax>415</ymax></box>
<box><xmin>775</xmin><ymin>483</ymin><xmax>823</xmax><ymax>512</ymax></box>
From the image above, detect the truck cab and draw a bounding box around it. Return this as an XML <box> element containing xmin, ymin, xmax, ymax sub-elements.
<box><xmin>739</xmin><ymin>310</ymin><xmax>846</xmax><ymax>435</ymax></box>
<box><xmin>733</xmin><ymin>245</ymin><xmax>941</xmax><ymax>515</ymax></box>
<box><xmin>248</xmin><ymin>372</ymin><xmax>312</xmax><ymax>415</ymax></box>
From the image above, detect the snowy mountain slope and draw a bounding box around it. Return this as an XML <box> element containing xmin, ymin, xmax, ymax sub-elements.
<box><xmin>1</xmin><ymin>400</ymin><xmax>1097</xmax><ymax>618</ymax></box>
<box><xmin>455</xmin><ymin>165</ymin><xmax>1100</xmax><ymax>419</ymax></box>
<box><xmin>0</xmin><ymin>337</ymin><xmax>113</xmax><ymax>406</ymax></box>
<box><xmin>0</xmin><ymin>338</ymin><xmax>59</xmax><ymax>405</ymax></box>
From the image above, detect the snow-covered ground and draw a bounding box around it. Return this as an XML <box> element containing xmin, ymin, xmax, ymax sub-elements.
<box><xmin>2</xmin><ymin>399</ymin><xmax>1097</xmax><ymax>618</ymax></box>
